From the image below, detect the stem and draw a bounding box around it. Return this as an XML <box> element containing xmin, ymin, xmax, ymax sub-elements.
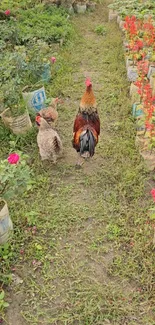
<box><xmin>0</xmin><ymin>181</ymin><xmax>9</xmax><ymax>197</ymax></box>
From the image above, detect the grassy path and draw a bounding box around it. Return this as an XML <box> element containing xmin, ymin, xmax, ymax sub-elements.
<box><xmin>3</xmin><ymin>1</ymin><xmax>155</xmax><ymax>324</ymax></box>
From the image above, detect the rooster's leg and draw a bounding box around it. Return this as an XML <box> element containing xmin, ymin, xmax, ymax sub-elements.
<box><xmin>75</xmin><ymin>153</ymin><xmax>84</xmax><ymax>168</ymax></box>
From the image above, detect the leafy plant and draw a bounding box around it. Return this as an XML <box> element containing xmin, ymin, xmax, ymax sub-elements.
<box><xmin>94</xmin><ymin>24</ymin><xmax>107</xmax><ymax>35</ymax></box>
<box><xmin>0</xmin><ymin>152</ymin><xmax>32</xmax><ymax>200</ymax></box>
<box><xmin>0</xmin><ymin>290</ymin><xmax>9</xmax><ymax>316</ymax></box>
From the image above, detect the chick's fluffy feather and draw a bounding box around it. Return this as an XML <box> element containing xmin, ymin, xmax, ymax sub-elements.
<box><xmin>37</xmin><ymin>117</ymin><xmax>63</xmax><ymax>163</ymax></box>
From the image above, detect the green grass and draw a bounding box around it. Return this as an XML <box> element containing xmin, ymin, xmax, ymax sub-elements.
<box><xmin>0</xmin><ymin>1</ymin><xmax>155</xmax><ymax>324</ymax></box>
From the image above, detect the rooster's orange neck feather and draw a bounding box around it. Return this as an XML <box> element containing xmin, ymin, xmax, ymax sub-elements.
<box><xmin>80</xmin><ymin>86</ymin><xmax>96</xmax><ymax>108</ymax></box>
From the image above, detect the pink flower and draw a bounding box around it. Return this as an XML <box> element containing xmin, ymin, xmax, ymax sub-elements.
<box><xmin>50</xmin><ymin>57</ymin><xmax>56</xmax><ymax>64</ymax></box>
<box><xmin>8</xmin><ymin>153</ymin><xmax>20</xmax><ymax>164</ymax></box>
<box><xmin>151</xmin><ymin>188</ymin><xmax>155</xmax><ymax>201</ymax></box>
<box><xmin>4</xmin><ymin>9</ymin><xmax>10</xmax><ymax>16</ymax></box>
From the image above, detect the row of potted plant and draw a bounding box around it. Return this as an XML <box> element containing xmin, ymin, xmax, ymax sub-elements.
<box><xmin>0</xmin><ymin>7</ymin><xmax>58</xmax><ymax>245</ymax></box>
<box><xmin>108</xmin><ymin>3</ymin><xmax>155</xmax><ymax>240</ymax></box>
<box><xmin>121</xmin><ymin>15</ymin><xmax>155</xmax><ymax>170</ymax></box>
<box><xmin>0</xmin><ymin>39</ymin><xmax>57</xmax><ymax>134</ymax></box>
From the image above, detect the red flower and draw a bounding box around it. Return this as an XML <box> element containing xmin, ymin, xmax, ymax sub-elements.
<box><xmin>151</xmin><ymin>189</ymin><xmax>155</xmax><ymax>201</ymax></box>
<box><xmin>8</xmin><ymin>153</ymin><xmax>20</xmax><ymax>164</ymax></box>
<box><xmin>4</xmin><ymin>9</ymin><xmax>10</xmax><ymax>15</ymax></box>
<box><xmin>145</xmin><ymin>121</ymin><xmax>154</xmax><ymax>130</ymax></box>
<box><xmin>50</xmin><ymin>57</ymin><xmax>56</xmax><ymax>64</ymax></box>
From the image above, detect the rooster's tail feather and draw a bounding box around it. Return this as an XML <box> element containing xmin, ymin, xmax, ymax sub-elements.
<box><xmin>80</xmin><ymin>129</ymin><xmax>95</xmax><ymax>157</ymax></box>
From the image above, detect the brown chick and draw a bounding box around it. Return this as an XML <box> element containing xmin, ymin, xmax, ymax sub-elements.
<box><xmin>35</xmin><ymin>115</ymin><xmax>63</xmax><ymax>163</ymax></box>
<box><xmin>38</xmin><ymin>97</ymin><xmax>62</xmax><ymax>126</ymax></box>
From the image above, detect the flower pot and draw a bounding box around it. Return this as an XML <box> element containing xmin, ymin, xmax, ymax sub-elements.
<box><xmin>0</xmin><ymin>199</ymin><xmax>13</xmax><ymax>245</ymax></box>
<box><xmin>140</xmin><ymin>150</ymin><xmax>155</xmax><ymax>171</ymax></box>
<box><xmin>130</xmin><ymin>83</ymin><xmax>140</xmax><ymax>104</ymax></box>
<box><xmin>136</xmin><ymin>118</ymin><xmax>145</xmax><ymax>136</ymax></box>
<box><xmin>74</xmin><ymin>3</ymin><xmax>87</xmax><ymax>13</ymax></box>
<box><xmin>22</xmin><ymin>86</ymin><xmax>46</xmax><ymax>112</ymax></box>
<box><xmin>117</xmin><ymin>15</ymin><xmax>121</xmax><ymax>24</ymax></box>
<box><xmin>68</xmin><ymin>5</ymin><xmax>74</xmax><ymax>14</ymax></box>
<box><xmin>119</xmin><ymin>20</ymin><xmax>125</xmax><ymax>30</ymax></box>
<box><xmin>126</xmin><ymin>58</ymin><xmax>134</xmax><ymax>70</ymax></box>
<box><xmin>86</xmin><ymin>2</ymin><xmax>96</xmax><ymax>11</ymax></box>
<box><xmin>150</xmin><ymin>74</ymin><xmax>155</xmax><ymax>96</ymax></box>
<box><xmin>0</xmin><ymin>108</ymin><xmax>32</xmax><ymax>135</ymax></box>
<box><xmin>135</xmin><ymin>135</ymin><xmax>149</xmax><ymax>152</ymax></box>
<box><xmin>147</xmin><ymin>65</ymin><xmax>155</xmax><ymax>79</ymax></box>
<box><xmin>127</xmin><ymin>66</ymin><xmax>138</xmax><ymax>82</ymax></box>
<box><xmin>123</xmin><ymin>40</ymin><xmax>129</xmax><ymax>52</ymax></box>
<box><xmin>41</xmin><ymin>63</ymin><xmax>51</xmax><ymax>82</ymax></box>
<box><xmin>132</xmin><ymin>103</ymin><xmax>144</xmax><ymax>118</ymax></box>
<box><xmin>108</xmin><ymin>9</ymin><xmax>117</xmax><ymax>21</ymax></box>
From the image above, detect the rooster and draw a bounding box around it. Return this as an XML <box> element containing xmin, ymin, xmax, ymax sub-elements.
<box><xmin>37</xmin><ymin>97</ymin><xmax>63</xmax><ymax>126</ymax></box>
<box><xmin>35</xmin><ymin>115</ymin><xmax>63</xmax><ymax>163</ymax></box>
<box><xmin>72</xmin><ymin>78</ymin><xmax>100</xmax><ymax>167</ymax></box>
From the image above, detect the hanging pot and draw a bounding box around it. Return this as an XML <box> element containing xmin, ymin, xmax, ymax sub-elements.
<box><xmin>22</xmin><ymin>85</ymin><xmax>46</xmax><ymax>112</ymax></box>
<box><xmin>0</xmin><ymin>108</ymin><xmax>32</xmax><ymax>135</ymax></box>
<box><xmin>0</xmin><ymin>199</ymin><xmax>13</xmax><ymax>245</ymax></box>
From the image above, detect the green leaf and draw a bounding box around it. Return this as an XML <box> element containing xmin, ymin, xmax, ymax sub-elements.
<box><xmin>35</xmin><ymin>243</ymin><xmax>42</xmax><ymax>250</ymax></box>
<box><xmin>0</xmin><ymin>290</ymin><xmax>5</xmax><ymax>300</ymax></box>
<box><xmin>150</xmin><ymin>213</ymin><xmax>155</xmax><ymax>220</ymax></box>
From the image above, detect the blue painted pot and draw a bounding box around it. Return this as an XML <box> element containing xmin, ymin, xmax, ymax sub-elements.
<box><xmin>0</xmin><ymin>200</ymin><xmax>13</xmax><ymax>245</ymax></box>
<box><xmin>132</xmin><ymin>103</ymin><xmax>144</xmax><ymax>118</ymax></box>
<box><xmin>41</xmin><ymin>63</ymin><xmax>51</xmax><ymax>82</ymax></box>
<box><xmin>22</xmin><ymin>86</ymin><xmax>46</xmax><ymax>112</ymax></box>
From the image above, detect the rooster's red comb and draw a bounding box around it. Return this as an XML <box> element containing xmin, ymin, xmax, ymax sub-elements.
<box><xmin>85</xmin><ymin>78</ymin><xmax>92</xmax><ymax>87</ymax></box>
<box><xmin>35</xmin><ymin>115</ymin><xmax>41</xmax><ymax>124</ymax></box>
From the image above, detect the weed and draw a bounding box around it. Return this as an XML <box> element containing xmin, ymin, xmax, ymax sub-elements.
<box><xmin>94</xmin><ymin>24</ymin><xmax>107</xmax><ymax>35</ymax></box>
